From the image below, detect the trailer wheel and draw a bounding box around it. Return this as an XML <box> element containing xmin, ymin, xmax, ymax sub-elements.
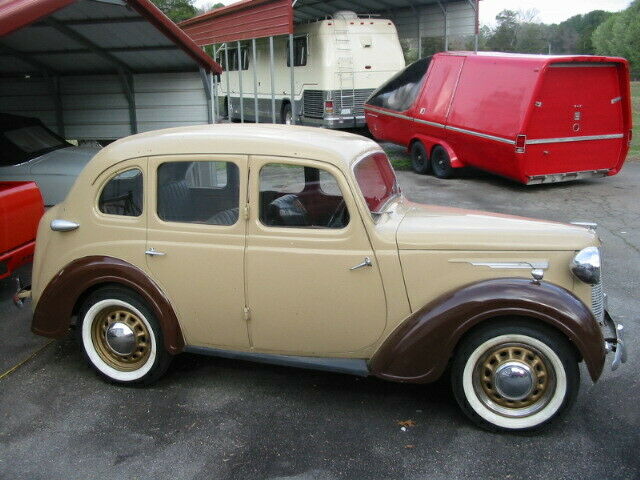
<box><xmin>410</xmin><ymin>141</ymin><xmax>431</xmax><ymax>174</ymax></box>
<box><xmin>431</xmin><ymin>145</ymin><xmax>455</xmax><ymax>179</ymax></box>
<box><xmin>282</xmin><ymin>103</ymin><xmax>292</xmax><ymax>125</ymax></box>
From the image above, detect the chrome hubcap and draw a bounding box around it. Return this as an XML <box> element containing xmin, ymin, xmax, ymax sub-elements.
<box><xmin>105</xmin><ymin>322</ymin><xmax>136</xmax><ymax>355</ymax></box>
<box><xmin>493</xmin><ymin>361</ymin><xmax>534</xmax><ymax>401</ymax></box>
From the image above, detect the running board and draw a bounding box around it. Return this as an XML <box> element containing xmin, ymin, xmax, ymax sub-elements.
<box><xmin>183</xmin><ymin>346</ymin><xmax>370</xmax><ymax>377</ymax></box>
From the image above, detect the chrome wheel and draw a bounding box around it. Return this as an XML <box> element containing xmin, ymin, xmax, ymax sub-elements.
<box><xmin>91</xmin><ymin>307</ymin><xmax>151</xmax><ymax>371</ymax></box>
<box><xmin>473</xmin><ymin>343</ymin><xmax>555</xmax><ymax>418</ymax></box>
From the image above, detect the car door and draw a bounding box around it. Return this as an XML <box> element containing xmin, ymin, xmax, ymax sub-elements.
<box><xmin>245</xmin><ymin>156</ymin><xmax>387</xmax><ymax>355</ymax></box>
<box><xmin>145</xmin><ymin>155</ymin><xmax>250</xmax><ymax>349</ymax></box>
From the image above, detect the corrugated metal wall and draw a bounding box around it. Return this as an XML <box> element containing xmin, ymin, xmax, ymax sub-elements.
<box><xmin>392</xmin><ymin>1</ymin><xmax>476</xmax><ymax>40</ymax></box>
<box><xmin>0</xmin><ymin>71</ymin><xmax>210</xmax><ymax>140</ymax></box>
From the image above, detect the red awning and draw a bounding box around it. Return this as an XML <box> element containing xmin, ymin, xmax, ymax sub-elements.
<box><xmin>180</xmin><ymin>0</ymin><xmax>293</xmax><ymax>46</ymax></box>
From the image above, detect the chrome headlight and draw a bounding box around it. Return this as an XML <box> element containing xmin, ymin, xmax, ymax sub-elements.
<box><xmin>570</xmin><ymin>247</ymin><xmax>601</xmax><ymax>285</ymax></box>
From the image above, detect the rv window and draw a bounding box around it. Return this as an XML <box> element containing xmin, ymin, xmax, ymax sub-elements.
<box><xmin>217</xmin><ymin>46</ymin><xmax>249</xmax><ymax>71</ymax></box>
<box><xmin>286</xmin><ymin>36</ymin><xmax>307</xmax><ymax>67</ymax></box>
<box><xmin>367</xmin><ymin>57</ymin><xmax>431</xmax><ymax>112</ymax></box>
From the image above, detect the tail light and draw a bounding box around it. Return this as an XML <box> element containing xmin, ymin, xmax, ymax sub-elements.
<box><xmin>515</xmin><ymin>134</ymin><xmax>527</xmax><ymax>154</ymax></box>
<box><xmin>324</xmin><ymin>101</ymin><xmax>334</xmax><ymax>114</ymax></box>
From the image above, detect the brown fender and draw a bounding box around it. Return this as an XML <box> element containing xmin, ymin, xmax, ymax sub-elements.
<box><xmin>370</xmin><ymin>278</ymin><xmax>605</xmax><ymax>383</ymax></box>
<box><xmin>32</xmin><ymin>256</ymin><xmax>185</xmax><ymax>354</ymax></box>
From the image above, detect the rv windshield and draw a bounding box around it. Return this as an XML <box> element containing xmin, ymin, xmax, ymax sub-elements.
<box><xmin>354</xmin><ymin>152</ymin><xmax>400</xmax><ymax>214</ymax></box>
<box><xmin>367</xmin><ymin>57</ymin><xmax>431</xmax><ymax>112</ymax></box>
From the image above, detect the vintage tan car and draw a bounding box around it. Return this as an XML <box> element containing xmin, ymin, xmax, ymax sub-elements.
<box><xmin>17</xmin><ymin>125</ymin><xmax>625</xmax><ymax>431</ymax></box>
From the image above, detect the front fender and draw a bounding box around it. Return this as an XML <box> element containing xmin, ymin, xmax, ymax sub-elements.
<box><xmin>370</xmin><ymin>278</ymin><xmax>605</xmax><ymax>383</ymax></box>
<box><xmin>32</xmin><ymin>256</ymin><xmax>185</xmax><ymax>354</ymax></box>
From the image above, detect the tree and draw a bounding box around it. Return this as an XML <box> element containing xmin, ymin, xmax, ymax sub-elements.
<box><xmin>151</xmin><ymin>0</ymin><xmax>198</xmax><ymax>23</ymax></box>
<box><xmin>487</xmin><ymin>9</ymin><xmax>519</xmax><ymax>51</ymax></box>
<box><xmin>593</xmin><ymin>0</ymin><xmax>640</xmax><ymax>75</ymax></box>
<box><xmin>198</xmin><ymin>2</ymin><xmax>225</xmax><ymax>14</ymax></box>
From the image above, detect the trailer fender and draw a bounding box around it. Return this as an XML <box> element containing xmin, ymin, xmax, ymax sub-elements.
<box><xmin>410</xmin><ymin>134</ymin><xmax>464</xmax><ymax>168</ymax></box>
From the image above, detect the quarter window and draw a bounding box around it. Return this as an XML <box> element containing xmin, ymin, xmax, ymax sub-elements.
<box><xmin>259</xmin><ymin>163</ymin><xmax>349</xmax><ymax>229</ymax></box>
<box><xmin>98</xmin><ymin>168</ymin><xmax>143</xmax><ymax>217</ymax></box>
<box><xmin>367</xmin><ymin>57</ymin><xmax>430</xmax><ymax>112</ymax></box>
<box><xmin>157</xmin><ymin>161</ymin><xmax>239</xmax><ymax>225</ymax></box>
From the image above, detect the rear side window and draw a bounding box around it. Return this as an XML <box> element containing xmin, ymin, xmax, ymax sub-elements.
<box><xmin>367</xmin><ymin>57</ymin><xmax>430</xmax><ymax>112</ymax></box>
<box><xmin>99</xmin><ymin>169</ymin><xmax>143</xmax><ymax>217</ymax></box>
<box><xmin>157</xmin><ymin>161</ymin><xmax>240</xmax><ymax>225</ymax></box>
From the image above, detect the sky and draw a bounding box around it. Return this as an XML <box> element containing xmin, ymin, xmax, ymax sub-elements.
<box><xmin>194</xmin><ymin>0</ymin><xmax>631</xmax><ymax>25</ymax></box>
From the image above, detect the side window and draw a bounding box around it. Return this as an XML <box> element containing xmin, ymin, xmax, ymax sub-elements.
<box><xmin>286</xmin><ymin>36</ymin><xmax>307</xmax><ymax>67</ymax></box>
<box><xmin>367</xmin><ymin>57</ymin><xmax>431</xmax><ymax>112</ymax></box>
<box><xmin>259</xmin><ymin>163</ymin><xmax>349</xmax><ymax>229</ymax></box>
<box><xmin>98</xmin><ymin>168</ymin><xmax>143</xmax><ymax>217</ymax></box>
<box><xmin>157</xmin><ymin>161</ymin><xmax>239</xmax><ymax>226</ymax></box>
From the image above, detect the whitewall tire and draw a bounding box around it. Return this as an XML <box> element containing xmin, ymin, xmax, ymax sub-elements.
<box><xmin>452</xmin><ymin>321</ymin><xmax>579</xmax><ymax>431</ymax></box>
<box><xmin>76</xmin><ymin>286</ymin><xmax>172</xmax><ymax>385</ymax></box>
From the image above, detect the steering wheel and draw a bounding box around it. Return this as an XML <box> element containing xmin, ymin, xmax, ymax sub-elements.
<box><xmin>327</xmin><ymin>199</ymin><xmax>348</xmax><ymax>228</ymax></box>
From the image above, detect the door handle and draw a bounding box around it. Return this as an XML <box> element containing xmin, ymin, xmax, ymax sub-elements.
<box><xmin>51</xmin><ymin>219</ymin><xmax>79</xmax><ymax>232</ymax></box>
<box><xmin>350</xmin><ymin>257</ymin><xmax>372</xmax><ymax>271</ymax></box>
<box><xmin>145</xmin><ymin>248</ymin><xmax>166</xmax><ymax>257</ymax></box>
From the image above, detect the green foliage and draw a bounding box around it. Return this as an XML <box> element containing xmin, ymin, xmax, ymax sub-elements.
<box><xmin>593</xmin><ymin>0</ymin><xmax>640</xmax><ymax>77</ymax></box>
<box><xmin>150</xmin><ymin>0</ymin><xmax>198</xmax><ymax>23</ymax></box>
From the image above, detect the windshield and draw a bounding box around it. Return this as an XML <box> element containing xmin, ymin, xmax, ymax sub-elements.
<box><xmin>1</xmin><ymin>124</ymin><xmax>69</xmax><ymax>166</ymax></box>
<box><xmin>354</xmin><ymin>152</ymin><xmax>400</xmax><ymax>214</ymax></box>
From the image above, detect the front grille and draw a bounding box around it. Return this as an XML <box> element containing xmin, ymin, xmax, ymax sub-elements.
<box><xmin>591</xmin><ymin>282</ymin><xmax>604</xmax><ymax>323</ymax></box>
<box><xmin>303</xmin><ymin>89</ymin><xmax>376</xmax><ymax>119</ymax></box>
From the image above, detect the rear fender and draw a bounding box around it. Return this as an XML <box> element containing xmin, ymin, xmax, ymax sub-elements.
<box><xmin>411</xmin><ymin>134</ymin><xmax>464</xmax><ymax>168</ymax></box>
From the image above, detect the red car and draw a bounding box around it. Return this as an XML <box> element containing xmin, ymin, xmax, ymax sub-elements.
<box><xmin>0</xmin><ymin>182</ymin><xmax>44</xmax><ymax>280</ymax></box>
<box><xmin>365</xmin><ymin>52</ymin><xmax>632</xmax><ymax>184</ymax></box>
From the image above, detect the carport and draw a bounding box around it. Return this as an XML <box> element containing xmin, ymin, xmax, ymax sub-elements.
<box><xmin>180</xmin><ymin>0</ymin><xmax>479</xmax><ymax>124</ymax></box>
<box><xmin>0</xmin><ymin>0</ymin><xmax>223</xmax><ymax>140</ymax></box>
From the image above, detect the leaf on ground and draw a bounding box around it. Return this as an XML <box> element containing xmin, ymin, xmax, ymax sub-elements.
<box><xmin>397</xmin><ymin>420</ymin><xmax>416</xmax><ymax>427</ymax></box>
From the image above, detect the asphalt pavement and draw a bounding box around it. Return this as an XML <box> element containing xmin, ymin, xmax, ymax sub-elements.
<box><xmin>0</xmin><ymin>157</ymin><xmax>638</xmax><ymax>480</ymax></box>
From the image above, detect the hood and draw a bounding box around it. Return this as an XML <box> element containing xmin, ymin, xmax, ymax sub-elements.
<box><xmin>28</xmin><ymin>146</ymin><xmax>100</xmax><ymax>176</ymax></box>
<box><xmin>396</xmin><ymin>203</ymin><xmax>598</xmax><ymax>251</ymax></box>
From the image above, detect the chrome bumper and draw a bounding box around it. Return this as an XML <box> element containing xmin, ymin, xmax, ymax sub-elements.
<box><xmin>13</xmin><ymin>278</ymin><xmax>31</xmax><ymax>308</ymax></box>
<box><xmin>603</xmin><ymin>311</ymin><xmax>627</xmax><ymax>371</ymax></box>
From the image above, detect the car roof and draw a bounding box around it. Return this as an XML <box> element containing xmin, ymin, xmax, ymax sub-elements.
<box><xmin>93</xmin><ymin>124</ymin><xmax>381</xmax><ymax>173</ymax></box>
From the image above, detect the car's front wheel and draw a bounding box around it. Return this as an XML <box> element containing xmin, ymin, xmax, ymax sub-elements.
<box><xmin>76</xmin><ymin>286</ymin><xmax>172</xmax><ymax>385</ymax></box>
<box><xmin>451</xmin><ymin>321</ymin><xmax>579</xmax><ymax>431</ymax></box>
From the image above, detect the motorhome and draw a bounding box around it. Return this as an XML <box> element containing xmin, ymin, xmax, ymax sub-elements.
<box><xmin>216</xmin><ymin>11</ymin><xmax>405</xmax><ymax>128</ymax></box>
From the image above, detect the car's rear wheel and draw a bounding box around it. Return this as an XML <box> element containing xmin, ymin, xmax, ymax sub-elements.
<box><xmin>411</xmin><ymin>141</ymin><xmax>431</xmax><ymax>174</ymax></box>
<box><xmin>451</xmin><ymin>321</ymin><xmax>579</xmax><ymax>431</ymax></box>
<box><xmin>76</xmin><ymin>286</ymin><xmax>171</xmax><ymax>385</ymax></box>
<box><xmin>431</xmin><ymin>145</ymin><xmax>454</xmax><ymax>179</ymax></box>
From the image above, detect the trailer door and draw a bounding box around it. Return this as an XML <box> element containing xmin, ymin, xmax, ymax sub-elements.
<box><xmin>413</xmin><ymin>55</ymin><xmax>464</xmax><ymax>129</ymax></box>
<box><xmin>525</xmin><ymin>62</ymin><xmax>628</xmax><ymax>175</ymax></box>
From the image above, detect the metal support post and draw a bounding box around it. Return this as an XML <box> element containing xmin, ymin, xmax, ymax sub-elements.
<box><xmin>269</xmin><ymin>36</ymin><xmax>276</xmax><ymax>123</ymax></box>
<box><xmin>437</xmin><ymin>1</ymin><xmax>448</xmax><ymax>51</ymax></box>
<box><xmin>224</xmin><ymin>44</ymin><xmax>230</xmax><ymax>120</ymax></box>
<box><xmin>252</xmin><ymin>38</ymin><xmax>259</xmax><ymax>123</ymax></box>
<box><xmin>199</xmin><ymin>67</ymin><xmax>213</xmax><ymax>124</ymax></box>
<box><xmin>288</xmin><ymin>33</ymin><xmax>296</xmax><ymax>125</ymax></box>
<box><xmin>46</xmin><ymin>74</ymin><xmax>65</xmax><ymax>137</ymax></box>
<box><xmin>237</xmin><ymin>41</ymin><xmax>244</xmax><ymax>123</ymax></box>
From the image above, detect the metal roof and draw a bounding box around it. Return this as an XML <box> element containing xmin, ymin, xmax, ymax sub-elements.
<box><xmin>0</xmin><ymin>0</ymin><xmax>223</xmax><ymax>76</ymax></box>
<box><xmin>181</xmin><ymin>0</ymin><xmax>469</xmax><ymax>46</ymax></box>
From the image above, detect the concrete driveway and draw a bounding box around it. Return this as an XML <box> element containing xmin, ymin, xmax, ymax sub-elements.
<box><xmin>1</xmin><ymin>160</ymin><xmax>638</xmax><ymax>480</ymax></box>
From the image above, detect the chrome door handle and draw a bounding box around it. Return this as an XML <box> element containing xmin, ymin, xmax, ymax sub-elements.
<box><xmin>145</xmin><ymin>248</ymin><xmax>166</xmax><ymax>257</ymax></box>
<box><xmin>51</xmin><ymin>219</ymin><xmax>79</xmax><ymax>232</ymax></box>
<box><xmin>350</xmin><ymin>257</ymin><xmax>372</xmax><ymax>271</ymax></box>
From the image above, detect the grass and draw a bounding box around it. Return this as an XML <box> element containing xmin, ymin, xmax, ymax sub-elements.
<box><xmin>385</xmin><ymin>149</ymin><xmax>412</xmax><ymax>171</ymax></box>
<box><xmin>631</xmin><ymin>81</ymin><xmax>640</xmax><ymax>160</ymax></box>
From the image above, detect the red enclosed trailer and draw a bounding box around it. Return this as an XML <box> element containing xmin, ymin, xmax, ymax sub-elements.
<box><xmin>0</xmin><ymin>182</ymin><xmax>44</xmax><ymax>280</ymax></box>
<box><xmin>365</xmin><ymin>52</ymin><xmax>632</xmax><ymax>184</ymax></box>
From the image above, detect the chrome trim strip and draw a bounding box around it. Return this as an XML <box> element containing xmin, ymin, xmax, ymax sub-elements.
<box><xmin>364</xmin><ymin>106</ymin><xmax>413</xmax><ymax>122</ymax></box>
<box><xmin>526</xmin><ymin>134</ymin><xmax>624</xmax><ymax>145</ymax></box>
<box><xmin>445</xmin><ymin>126</ymin><xmax>516</xmax><ymax>145</ymax></box>
<box><xmin>450</xmin><ymin>260</ymin><xmax>549</xmax><ymax>270</ymax></box>
<box><xmin>183</xmin><ymin>346</ymin><xmax>370</xmax><ymax>377</ymax></box>
<box><xmin>414</xmin><ymin>118</ymin><xmax>445</xmax><ymax>129</ymax></box>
